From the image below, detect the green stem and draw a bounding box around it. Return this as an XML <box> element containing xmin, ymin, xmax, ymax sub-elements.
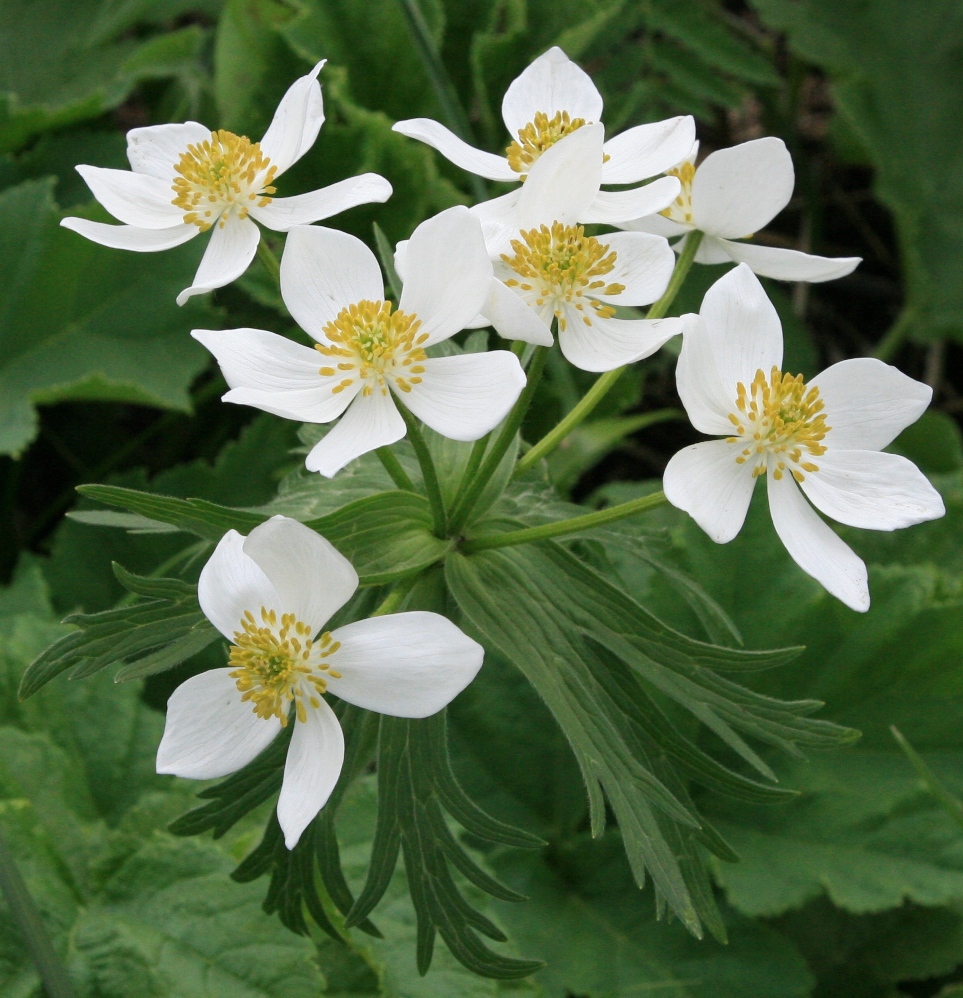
<box><xmin>396</xmin><ymin>0</ymin><xmax>488</xmax><ymax>205</ymax></box>
<box><xmin>376</xmin><ymin>447</ymin><xmax>415</xmax><ymax>492</ymax></box>
<box><xmin>461</xmin><ymin>491</ymin><xmax>668</xmax><ymax>554</ymax></box>
<box><xmin>514</xmin><ymin>230</ymin><xmax>704</xmax><ymax>477</ymax></box>
<box><xmin>396</xmin><ymin>404</ymin><xmax>447</xmax><ymax>536</ymax></box>
<box><xmin>449</xmin><ymin>345</ymin><xmax>549</xmax><ymax>533</ymax></box>
<box><xmin>371</xmin><ymin>571</ymin><xmax>423</xmax><ymax>616</ymax></box>
<box><xmin>0</xmin><ymin>828</ymin><xmax>76</xmax><ymax>998</ymax></box>
<box><xmin>257</xmin><ymin>236</ymin><xmax>281</xmax><ymax>287</ymax></box>
<box><xmin>450</xmin><ymin>433</ymin><xmax>489</xmax><ymax>511</ymax></box>
<box><xmin>874</xmin><ymin>308</ymin><xmax>914</xmax><ymax>362</ymax></box>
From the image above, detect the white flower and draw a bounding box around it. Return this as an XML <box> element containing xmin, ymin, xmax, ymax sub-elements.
<box><xmin>620</xmin><ymin>138</ymin><xmax>862</xmax><ymax>282</ymax></box>
<box><xmin>61</xmin><ymin>62</ymin><xmax>393</xmax><ymax>306</ymax></box>
<box><xmin>157</xmin><ymin>516</ymin><xmax>483</xmax><ymax>848</ymax></box>
<box><xmin>425</xmin><ymin>123</ymin><xmax>683</xmax><ymax>371</ymax></box>
<box><xmin>664</xmin><ymin>264</ymin><xmax>944</xmax><ymax>611</ymax></box>
<box><xmin>393</xmin><ymin>46</ymin><xmax>694</xmax><ymax>221</ymax></box>
<box><xmin>193</xmin><ymin>206</ymin><xmax>527</xmax><ymax>477</ymax></box>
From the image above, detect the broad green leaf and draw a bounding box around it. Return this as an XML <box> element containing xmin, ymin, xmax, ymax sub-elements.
<box><xmin>0</xmin><ymin>179</ymin><xmax>216</xmax><ymax>457</ymax></box>
<box><xmin>0</xmin><ymin>0</ymin><xmax>209</xmax><ymax>153</ymax></box>
<box><xmin>752</xmin><ymin>0</ymin><xmax>963</xmax><ymax>343</ymax></box>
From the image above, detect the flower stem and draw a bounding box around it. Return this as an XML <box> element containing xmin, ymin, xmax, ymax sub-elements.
<box><xmin>450</xmin><ymin>433</ymin><xmax>490</xmax><ymax>511</ymax></box>
<box><xmin>0</xmin><ymin>828</ymin><xmax>76</xmax><ymax>998</ymax></box>
<box><xmin>514</xmin><ymin>230</ymin><xmax>704</xmax><ymax>477</ymax></box>
<box><xmin>376</xmin><ymin>446</ymin><xmax>415</xmax><ymax>492</ymax></box>
<box><xmin>448</xmin><ymin>345</ymin><xmax>549</xmax><ymax>533</ymax></box>
<box><xmin>371</xmin><ymin>571</ymin><xmax>422</xmax><ymax>616</ymax></box>
<box><xmin>396</xmin><ymin>404</ymin><xmax>447</xmax><ymax>536</ymax></box>
<box><xmin>257</xmin><ymin>236</ymin><xmax>282</xmax><ymax>288</ymax></box>
<box><xmin>396</xmin><ymin>0</ymin><xmax>488</xmax><ymax>204</ymax></box>
<box><xmin>461</xmin><ymin>490</ymin><xmax>668</xmax><ymax>554</ymax></box>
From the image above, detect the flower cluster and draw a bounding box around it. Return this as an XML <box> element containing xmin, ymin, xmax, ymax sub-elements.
<box><xmin>63</xmin><ymin>48</ymin><xmax>944</xmax><ymax>846</ymax></box>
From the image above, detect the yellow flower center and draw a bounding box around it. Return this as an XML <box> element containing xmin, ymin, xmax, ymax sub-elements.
<box><xmin>171</xmin><ymin>129</ymin><xmax>277</xmax><ymax>231</ymax></box>
<box><xmin>506</xmin><ymin>110</ymin><xmax>588</xmax><ymax>178</ymax></box>
<box><xmin>228</xmin><ymin>607</ymin><xmax>341</xmax><ymax>725</ymax></box>
<box><xmin>659</xmin><ymin>160</ymin><xmax>695</xmax><ymax>225</ymax></box>
<box><xmin>316</xmin><ymin>300</ymin><xmax>428</xmax><ymax>397</ymax></box>
<box><xmin>728</xmin><ymin>367</ymin><xmax>830</xmax><ymax>482</ymax></box>
<box><xmin>501</xmin><ymin>223</ymin><xmax>625</xmax><ymax>331</ymax></box>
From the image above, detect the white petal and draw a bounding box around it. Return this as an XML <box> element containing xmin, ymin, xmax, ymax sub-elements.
<box><xmin>327</xmin><ymin>612</ymin><xmax>484</xmax><ymax>717</ymax></box>
<box><xmin>75</xmin><ymin>165</ymin><xmax>183</xmax><ymax>228</ymax></box>
<box><xmin>126</xmin><ymin>121</ymin><xmax>211</xmax><ymax>181</ymax></box>
<box><xmin>600</xmin><ymin>116</ymin><xmax>696</xmax><ymax>184</ymax></box>
<box><xmin>691</xmin><ymin>233</ymin><xmax>737</xmax><ymax>264</ymax></box>
<box><xmin>617</xmin><ymin>213</ymin><xmax>690</xmax><ymax>238</ymax></box>
<box><xmin>516</xmin><ymin>123</ymin><xmax>603</xmax><ymax>228</ymax></box>
<box><xmin>593</xmin><ymin>231</ymin><xmax>675</xmax><ymax>305</ymax></box>
<box><xmin>581</xmin><ymin>176</ymin><xmax>681</xmax><ymax>225</ymax></box>
<box><xmin>767</xmin><ymin>470</ymin><xmax>869</xmax><ymax>612</ymax></box>
<box><xmin>501</xmin><ymin>46</ymin><xmax>603</xmax><ymax>137</ymax></box>
<box><xmin>810</xmin><ymin>357</ymin><xmax>933</xmax><ymax>451</ymax></box>
<box><xmin>391</xmin><ymin>119</ymin><xmax>516</xmax><ymax>181</ymax></box>
<box><xmin>280</xmin><ymin>225</ymin><xmax>385</xmax><ymax>342</ymax></box>
<box><xmin>559</xmin><ymin>310</ymin><xmax>681</xmax><ymax>372</ymax></box>
<box><xmin>243</xmin><ymin>516</ymin><xmax>359</xmax><ymax>633</ymax></box>
<box><xmin>250</xmin><ymin>174</ymin><xmax>392</xmax><ymax>231</ymax></box>
<box><xmin>718</xmin><ymin>238</ymin><xmax>861</xmax><ymax>282</ymax></box>
<box><xmin>398</xmin><ymin>206</ymin><xmax>492</xmax><ymax>345</ymax></box>
<box><xmin>59</xmin><ymin>216</ymin><xmax>196</xmax><ymax>251</ymax></box>
<box><xmin>177</xmin><ymin>214</ymin><xmax>260</xmax><ymax>305</ymax></box>
<box><xmin>259</xmin><ymin>61</ymin><xmax>326</xmax><ymax>175</ymax></box>
<box><xmin>198</xmin><ymin>530</ymin><xmax>284</xmax><ymax>640</ymax></box>
<box><xmin>481</xmin><ymin>278</ymin><xmax>554</xmax><ymax>346</ymax></box>
<box><xmin>277</xmin><ymin>698</ymin><xmax>344</xmax><ymax>849</ymax></box>
<box><xmin>305</xmin><ymin>390</ymin><xmax>406</xmax><ymax>478</ymax></box>
<box><xmin>799</xmin><ymin>450</ymin><xmax>945</xmax><ymax>531</ymax></box>
<box><xmin>691</xmin><ymin>137</ymin><xmax>794</xmax><ymax>239</ymax></box>
<box><xmin>157</xmin><ymin>668</ymin><xmax>283</xmax><ymax>779</ymax></box>
<box><xmin>399</xmin><ymin>351</ymin><xmax>526</xmax><ymax>441</ymax></box>
<box><xmin>471</xmin><ymin>189</ymin><xmax>522</xmax><ymax>258</ymax></box>
<box><xmin>192</xmin><ymin>327</ymin><xmax>357</xmax><ymax>423</ymax></box>
<box><xmin>675</xmin><ymin>313</ymin><xmax>742</xmax><ymax>436</ymax></box>
<box><xmin>663</xmin><ymin>439</ymin><xmax>757</xmax><ymax>543</ymax></box>
<box><xmin>699</xmin><ymin>263</ymin><xmax>783</xmax><ymax>391</ymax></box>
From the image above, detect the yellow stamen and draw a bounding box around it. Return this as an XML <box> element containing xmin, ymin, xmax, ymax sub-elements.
<box><xmin>172</xmin><ymin>129</ymin><xmax>277</xmax><ymax>231</ymax></box>
<box><xmin>659</xmin><ymin>160</ymin><xmax>696</xmax><ymax>225</ymax></box>
<box><xmin>506</xmin><ymin>110</ymin><xmax>588</xmax><ymax>177</ymax></box>
<box><xmin>316</xmin><ymin>300</ymin><xmax>427</xmax><ymax>397</ymax></box>
<box><xmin>727</xmin><ymin>367</ymin><xmax>830</xmax><ymax>481</ymax></box>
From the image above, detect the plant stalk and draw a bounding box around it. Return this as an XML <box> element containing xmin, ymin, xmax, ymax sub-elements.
<box><xmin>257</xmin><ymin>236</ymin><xmax>282</xmax><ymax>287</ymax></box>
<box><xmin>0</xmin><ymin>828</ymin><xmax>76</xmax><ymax>998</ymax></box>
<box><xmin>448</xmin><ymin>345</ymin><xmax>549</xmax><ymax>533</ymax></box>
<box><xmin>515</xmin><ymin>230</ymin><xmax>704</xmax><ymax>476</ymax></box>
<box><xmin>371</xmin><ymin>571</ymin><xmax>423</xmax><ymax>616</ymax></box>
<box><xmin>376</xmin><ymin>447</ymin><xmax>415</xmax><ymax>492</ymax></box>
<box><xmin>396</xmin><ymin>404</ymin><xmax>447</xmax><ymax>536</ymax></box>
<box><xmin>460</xmin><ymin>490</ymin><xmax>668</xmax><ymax>554</ymax></box>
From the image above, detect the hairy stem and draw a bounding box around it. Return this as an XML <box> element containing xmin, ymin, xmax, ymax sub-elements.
<box><xmin>449</xmin><ymin>345</ymin><xmax>549</xmax><ymax>533</ymax></box>
<box><xmin>376</xmin><ymin>446</ymin><xmax>415</xmax><ymax>492</ymax></box>
<box><xmin>396</xmin><ymin>404</ymin><xmax>447</xmax><ymax>536</ymax></box>
<box><xmin>515</xmin><ymin>230</ymin><xmax>704</xmax><ymax>476</ymax></box>
<box><xmin>461</xmin><ymin>490</ymin><xmax>668</xmax><ymax>554</ymax></box>
<box><xmin>0</xmin><ymin>828</ymin><xmax>76</xmax><ymax>998</ymax></box>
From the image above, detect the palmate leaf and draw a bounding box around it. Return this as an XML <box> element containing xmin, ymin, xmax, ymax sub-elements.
<box><xmin>18</xmin><ymin>563</ymin><xmax>219</xmax><ymax>699</ymax></box>
<box><xmin>446</xmin><ymin>540</ymin><xmax>857</xmax><ymax>938</ymax></box>
<box><xmin>77</xmin><ymin>484</ymin><xmax>453</xmax><ymax>585</ymax></box>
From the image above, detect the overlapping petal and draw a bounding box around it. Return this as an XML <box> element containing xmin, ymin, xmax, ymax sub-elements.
<box><xmin>581</xmin><ymin>176</ymin><xmax>681</xmax><ymax>226</ymax></box>
<box><xmin>558</xmin><ymin>313</ymin><xmax>681</xmax><ymax>372</ymax></box>
<box><xmin>250</xmin><ymin>174</ymin><xmax>392</xmax><ymax>231</ymax></box>
<box><xmin>594</xmin><ymin>231</ymin><xmax>676</xmax><ymax>305</ymax></box>
<box><xmin>259</xmin><ymin>60</ymin><xmax>326</xmax><ymax>175</ymax></box>
<box><xmin>479</xmin><ymin>277</ymin><xmax>555</xmax><ymax>346</ymax></box>
<box><xmin>767</xmin><ymin>471</ymin><xmax>869</xmax><ymax>612</ymax></box>
<box><xmin>600</xmin><ymin>115</ymin><xmax>696</xmax><ymax>184</ymax></box>
<box><xmin>717</xmin><ymin>239</ymin><xmax>861</xmax><ymax>282</ymax></box>
<box><xmin>305</xmin><ymin>389</ymin><xmax>407</xmax><ymax>478</ymax></box>
<box><xmin>276</xmin><ymin>696</ymin><xmax>344</xmax><ymax>848</ymax></box>
<box><xmin>74</xmin><ymin>165</ymin><xmax>183</xmax><ymax>228</ymax></box>
<box><xmin>126</xmin><ymin>121</ymin><xmax>211</xmax><ymax>180</ymax></box>
<box><xmin>156</xmin><ymin>668</ymin><xmax>283</xmax><ymax>779</ymax></box>
<box><xmin>242</xmin><ymin>517</ymin><xmax>359</xmax><ymax>633</ymax></box>
<box><xmin>327</xmin><ymin>612</ymin><xmax>484</xmax><ymax>717</ymax></box>
<box><xmin>401</xmin><ymin>351</ymin><xmax>526</xmax><ymax>440</ymax></box>
<box><xmin>674</xmin><ymin>313</ymin><xmax>738</xmax><ymax>436</ymax></box>
<box><xmin>664</xmin><ymin>439</ymin><xmax>757</xmax><ymax>544</ymax></box>
<box><xmin>58</xmin><ymin>217</ymin><xmax>196</xmax><ymax>251</ymax></box>
<box><xmin>391</xmin><ymin>118</ymin><xmax>517</xmax><ymax>181</ymax></box>
<box><xmin>280</xmin><ymin>225</ymin><xmax>386</xmax><ymax>342</ymax></box>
